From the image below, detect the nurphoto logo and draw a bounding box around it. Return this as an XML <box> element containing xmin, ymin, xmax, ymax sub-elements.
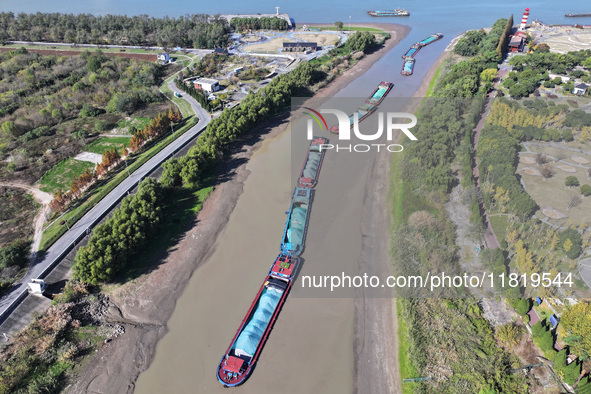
<box><xmin>303</xmin><ymin>106</ymin><xmax>417</xmax><ymax>153</ymax></box>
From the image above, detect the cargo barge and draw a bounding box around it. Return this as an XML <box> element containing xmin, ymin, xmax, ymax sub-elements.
<box><xmin>402</xmin><ymin>43</ymin><xmax>421</xmax><ymax>59</ymax></box>
<box><xmin>367</xmin><ymin>9</ymin><xmax>410</xmax><ymax>17</ymax></box>
<box><xmin>401</xmin><ymin>57</ymin><xmax>415</xmax><ymax>76</ymax></box>
<box><xmin>418</xmin><ymin>33</ymin><xmax>444</xmax><ymax>47</ymax></box>
<box><xmin>366</xmin><ymin>81</ymin><xmax>393</xmax><ymax>105</ymax></box>
<box><xmin>565</xmin><ymin>13</ymin><xmax>591</xmax><ymax>17</ymax></box>
<box><xmin>298</xmin><ymin>137</ymin><xmax>329</xmax><ymax>188</ymax></box>
<box><xmin>217</xmin><ymin>254</ymin><xmax>299</xmax><ymax>387</ymax></box>
<box><xmin>329</xmin><ymin>104</ymin><xmax>376</xmax><ymax>134</ymax></box>
<box><xmin>329</xmin><ymin>81</ymin><xmax>391</xmax><ymax>134</ymax></box>
<box><xmin>281</xmin><ymin>188</ymin><xmax>312</xmax><ymax>256</ymax></box>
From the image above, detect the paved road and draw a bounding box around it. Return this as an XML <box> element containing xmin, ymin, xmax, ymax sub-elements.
<box><xmin>8</xmin><ymin>40</ymin><xmax>213</xmax><ymax>56</ymax></box>
<box><xmin>0</xmin><ymin>82</ymin><xmax>211</xmax><ymax>326</ymax></box>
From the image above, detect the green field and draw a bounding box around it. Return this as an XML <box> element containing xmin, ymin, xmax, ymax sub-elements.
<box><xmin>397</xmin><ymin>299</ymin><xmax>418</xmax><ymax>394</ymax></box>
<box><xmin>115</xmin><ymin>117</ymin><xmax>151</xmax><ymax>132</ymax></box>
<box><xmin>40</xmin><ymin>158</ymin><xmax>95</xmax><ymax>194</ymax></box>
<box><xmin>85</xmin><ymin>137</ymin><xmax>131</xmax><ymax>155</ymax></box>
<box><xmin>308</xmin><ymin>26</ymin><xmax>390</xmax><ymax>38</ymax></box>
<box><xmin>489</xmin><ymin>214</ymin><xmax>509</xmax><ymax>246</ymax></box>
<box><xmin>40</xmin><ymin>117</ymin><xmax>197</xmax><ymax>251</ymax></box>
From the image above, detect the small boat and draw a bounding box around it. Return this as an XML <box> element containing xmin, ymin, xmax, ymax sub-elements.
<box><xmin>366</xmin><ymin>81</ymin><xmax>393</xmax><ymax>105</ymax></box>
<box><xmin>401</xmin><ymin>57</ymin><xmax>415</xmax><ymax>76</ymax></box>
<box><xmin>368</xmin><ymin>9</ymin><xmax>410</xmax><ymax>17</ymax></box>
<box><xmin>217</xmin><ymin>254</ymin><xmax>299</xmax><ymax>387</ymax></box>
<box><xmin>298</xmin><ymin>137</ymin><xmax>329</xmax><ymax>188</ymax></box>
<box><xmin>418</xmin><ymin>33</ymin><xmax>444</xmax><ymax>47</ymax></box>
<box><xmin>280</xmin><ymin>188</ymin><xmax>312</xmax><ymax>256</ymax></box>
<box><xmin>402</xmin><ymin>43</ymin><xmax>421</xmax><ymax>59</ymax></box>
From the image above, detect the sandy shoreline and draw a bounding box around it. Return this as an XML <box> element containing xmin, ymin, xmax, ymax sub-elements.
<box><xmin>68</xmin><ymin>22</ymin><xmax>410</xmax><ymax>393</ymax></box>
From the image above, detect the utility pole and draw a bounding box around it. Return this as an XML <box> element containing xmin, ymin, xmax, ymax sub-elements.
<box><xmin>171</xmin><ymin>123</ymin><xmax>176</xmax><ymax>138</ymax></box>
<box><xmin>124</xmin><ymin>157</ymin><xmax>130</xmax><ymax>176</ymax></box>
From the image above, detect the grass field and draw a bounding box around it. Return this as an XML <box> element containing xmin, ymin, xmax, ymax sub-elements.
<box><xmin>309</xmin><ymin>26</ymin><xmax>390</xmax><ymax>37</ymax></box>
<box><xmin>489</xmin><ymin>214</ymin><xmax>509</xmax><ymax>245</ymax></box>
<box><xmin>425</xmin><ymin>60</ymin><xmax>446</xmax><ymax>97</ymax></box>
<box><xmin>160</xmin><ymin>74</ymin><xmax>194</xmax><ymax>118</ymax></box>
<box><xmin>243</xmin><ymin>37</ymin><xmax>295</xmax><ymax>53</ymax></box>
<box><xmin>85</xmin><ymin>137</ymin><xmax>131</xmax><ymax>155</ymax></box>
<box><xmin>115</xmin><ymin>117</ymin><xmax>151</xmax><ymax>132</ymax></box>
<box><xmin>397</xmin><ymin>299</ymin><xmax>418</xmax><ymax>394</ymax></box>
<box><xmin>518</xmin><ymin>152</ymin><xmax>591</xmax><ymax>226</ymax></box>
<box><xmin>294</xmin><ymin>33</ymin><xmax>340</xmax><ymax>46</ymax></box>
<box><xmin>40</xmin><ymin>117</ymin><xmax>197</xmax><ymax>251</ymax></box>
<box><xmin>39</xmin><ymin>158</ymin><xmax>95</xmax><ymax>194</ymax></box>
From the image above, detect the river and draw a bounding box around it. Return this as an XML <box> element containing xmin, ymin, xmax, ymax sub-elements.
<box><xmin>3</xmin><ymin>0</ymin><xmax>586</xmax><ymax>392</ymax></box>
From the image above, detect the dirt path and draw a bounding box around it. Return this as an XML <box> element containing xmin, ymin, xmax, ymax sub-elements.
<box><xmin>0</xmin><ymin>182</ymin><xmax>51</xmax><ymax>258</ymax></box>
<box><xmin>470</xmin><ymin>71</ymin><xmax>507</xmax><ymax>250</ymax></box>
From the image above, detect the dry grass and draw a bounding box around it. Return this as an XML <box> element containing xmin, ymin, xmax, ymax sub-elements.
<box><xmin>243</xmin><ymin>37</ymin><xmax>295</xmax><ymax>53</ymax></box>
<box><xmin>518</xmin><ymin>155</ymin><xmax>591</xmax><ymax>224</ymax></box>
<box><xmin>294</xmin><ymin>32</ymin><xmax>341</xmax><ymax>46</ymax></box>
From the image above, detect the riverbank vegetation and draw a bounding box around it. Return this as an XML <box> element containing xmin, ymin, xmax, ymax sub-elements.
<box><xmin>0</xmin><ymin>12</ymin><xmax>230</xmax><ymax>48</ymax></box>
<box><xmin>393</xmin><ymin>16</ymin><xmax>535</xmax><ymax>393</ymax></box>
<box><xmin>502</xmin><ymin>49</ymin><xmax>591</xmax><ymax>97</ymax></box>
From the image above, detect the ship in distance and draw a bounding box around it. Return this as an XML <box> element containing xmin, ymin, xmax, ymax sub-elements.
<box><xmin>367</xmin><ymin>9</ymin><xmax>410</xmax><ymax>17</ymax></box>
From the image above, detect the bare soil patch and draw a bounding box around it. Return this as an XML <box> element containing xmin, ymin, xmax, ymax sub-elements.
<box><xmin>520</xmin><ymin>155</ymin><xmax>537</xmax><ymax>164</ymax></box>
<box><xmin>541</xmin><ymin>206</ymin><xmax>568</xmax><ymax>220</ymax></box>
<box><xmin>556</xmin><ymin>163</ymin><xmax>577</xmax><ymax>173</ymax></box>
<box><xmin>522</xmin><ymin>167</ymin><xmax>542</xmax><ymax>176</ymax></box>
<box><xmin>571</xmin><ymin>155</ymin><xmax>590</xmax><ymax>165</ymax></box>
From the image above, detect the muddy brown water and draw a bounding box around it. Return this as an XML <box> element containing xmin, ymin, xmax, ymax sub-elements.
<box><xmin>134</xmin><ymin>101</ymin><xmax>389</xmax><ymax>392</ymax></box>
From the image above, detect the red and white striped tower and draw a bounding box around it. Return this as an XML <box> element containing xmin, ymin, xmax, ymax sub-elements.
<box><xmin>520</xmin><ymin>8</ymin><xmax>530</xmax><ymax>30</ymax></box>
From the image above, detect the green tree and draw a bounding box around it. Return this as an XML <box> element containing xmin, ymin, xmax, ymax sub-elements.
<box><xmin>514</xmin><ymin>298</ymin><xmax>531</xmax><ymax>316</ymax></box>
<box><xmin>565</xmin><ymin>176</ymin><xmax>580</xmax><ymax>187</ymax></box>
<box><xmin>580</xmin><ymin>184</ymin><xmax>591</xmax><ymax>196</ymax></box>
<box><xmin>334</xmin><ymin>21</ymin><xmax>343</xmax><ymax>30</ymax></box>
<box><xmin>0</xmin><ymin>241</ymin><xmax>29</xmax><ymax>268</ymax></box>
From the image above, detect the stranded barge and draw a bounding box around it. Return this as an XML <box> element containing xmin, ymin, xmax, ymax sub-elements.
<box><xmin>217</xmin><ymin>254</ymin><xmax>300</xmax><ymax>387</ymax></box>
<box><xmin>330</xmin><ymin>82</ymin><xmax>392</xmax><ymax>134</ymax></box>
<box><xmin>281</xmin><ymin>188</ymin><xmax>312</xmax><ymax>256</ymax></box>
<box><xmin>400</xmin><ymin>33</ymin><xmax>443</xmax><ymax>77</ymax></box>
<box><xmin>298</xmin><ymin>137</ymin><xmax>329</xmax><ymax>188</ymax></box>
<box><xmin>401</xmin><ymin>57</ymin><xmax>415</xmax><ymax>76</ymax></box>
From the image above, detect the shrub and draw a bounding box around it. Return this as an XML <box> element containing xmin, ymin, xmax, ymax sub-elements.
<box><xmin>565</xmin><ymin>176</ymin><xmax>580</xmax><ymax>187</ymax></box>
<box><xmin>581</xmin><ymin>184</ymin><xmax>591</xmax><ymax>197</ymax></box>
<box><xmin>0</xmin><ymin>241</ymin><xmax>29</xmax><ymax>269</ymax></box>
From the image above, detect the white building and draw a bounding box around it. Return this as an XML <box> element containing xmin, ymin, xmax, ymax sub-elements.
<box><xmin>194</xmin><ymin>78</ymin><xmax>220</xmax><ymax>93</ymax></box>
<box><xmin>573</xmin><ymin>83</ymin><xmax>588</xmax><ymax>95</ymax></box>
<box><xmin>548</xmin><ymin>73</ymin><xmax>570</xmax><ymax>83</ymax></box>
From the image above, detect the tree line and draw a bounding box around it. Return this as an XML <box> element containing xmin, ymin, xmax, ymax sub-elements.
<box><xmin>454</xmin><ymin>17</ymin><xmax>511</xmax><ymax>62</ymax></box>
<box><xmin>230</xmin><ymin>17</ymin><xmax>288</xmax><ymax>31</ymax></box>
<box><xmin>72</xmin><ymin>178</ymin><xmax>163</xmax><ymax>284</ymax></box>
<box><xmin>477</xmin><ymin>124</ymin><xmax>538</xmax><ymax>218</ymax></box>
<box><xmin>160</xmin><ymin>62</ymin><xmax>321</xmax><ymax>188</ymax></box>
<box><xmin>0</xmin><ymin>12</ymin><xmax>230</xmax><ymax>49</ymax></box>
